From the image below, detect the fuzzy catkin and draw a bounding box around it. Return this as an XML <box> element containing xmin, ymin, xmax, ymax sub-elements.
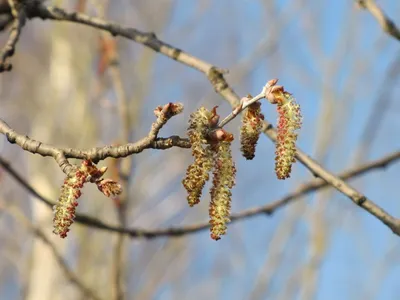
<box><xmin>274</xmin><ymin>93</ymin><xmax>302</xmax><ymax>179</ymax></box>
<box><xmin>209</xmin><ymin>141</ymin><xmax>236</xmax><ymax>240</ymax></box>
<box><xmin>182</xmin><ymin>107</ymin><xmax>214</xmax><ymax>206</ymax></box>
<box><xmin>53</xmin><ymin>169</ymin><xmax>86</xmax><ymax>238</ymax></box>
<box><xmin>53</xmin><ymin>160</ymin><xmax>122</xmax><ymax>238</ymax></box>
<box><xmin>182</xmin><ymin>143</ymin><xmax>213</xmax><ymax>206</ymax></box>
<box><xmin>240</xmin><ymin>101</ymin><xmax>264</xmax><ymax>160</ymax></box>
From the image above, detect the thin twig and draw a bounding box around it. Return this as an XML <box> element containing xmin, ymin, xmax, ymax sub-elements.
<box><xmin>356</xmin><ymin>0</ymin><xmax>400</xmax><ymax>41</ymax></box>
<box><xmin>0</xmin><ymin>0</ymin><xmax>26</xmax><ymax>71</ymax></box>
<box><xmin>217</xmin><ymin>82</ymin><xmax>272</xmax><ymax>128</ymax></box>
<box><xmin>1</xmin><ymin>150</ymin><xmax>400</xmax><ymax>238</ymax></box>
<box><xmin>96</xmin><ymin>2</ymin><xmax>130</xmax><ymax>298</ymax></box>
<box><xmin>0</xmin><ymin>109</ymin><xmax>189</xmax><ymax>175</ymax></box>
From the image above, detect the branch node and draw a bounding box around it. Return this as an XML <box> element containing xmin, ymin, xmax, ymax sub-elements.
<box><xmin>5</xmin><ymin>131</ymin><xmax>15</xmax><ymax>143</ymax></box>
<box><xmin>356</xmin><ymin>195</ymin><xmax>367</xmax><ymax>206</ymax></box>
<box><xmin>207</xmin><ymin>67</ymin><xmax>228</xmax><ymax>93</ymax></box>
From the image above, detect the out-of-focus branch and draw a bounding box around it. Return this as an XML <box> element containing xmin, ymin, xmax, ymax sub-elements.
<box><xmin>0</xmin><ymin>14</ymin><xmax>12</xmax><ymax>30</ymax></box>
<box><xmin>95</xmin><ymin>2</ymin><xmax>131</xmax><ymax>298</ymax></box>
<box><xmin>356</xmin><ymin>0</ymin><xmax>400</xmax><ymax>41</ymax></box>
<box><xmin>2</xmin><ymin>150</ymin><xmax>400</xmax><ymax>238</ymax></box>
<box><xmin>0</xmin><ymin>0</ymin><xmax>10</xmax><ymax>14</ymax></box>
<box><xmin>3</xmin><ymin>205</ymin><xmax>103</xmax><ymax>300</ymax></box>
<box><xmin>0</xmin><ymin>0</ymin><xmax>26</xmax><ymax>71</ymax></box>
<box><xmin>352</xmin><ymin>54</ymin><xmax>400</xmax><ymax>165</ymax></box>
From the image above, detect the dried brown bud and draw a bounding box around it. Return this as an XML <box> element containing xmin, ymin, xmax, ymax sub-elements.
<box><xmin>209</xmin><ymin>106</ymin><xmax>220</xmax><ymax>127</ymax></box>
<box><xmin>154</xmin><ymin>102</ymin><xmax>184</xmax><ymax>119</ymax></box>
<box><xmin>96</xmin><ymin>178</ymin><xmax>123</xmax><ymax>197</ymax></box>
<box><xmin>208</xmin><ymin>128</ymin><xmax>234</xmax><ymax>142</ymax></box>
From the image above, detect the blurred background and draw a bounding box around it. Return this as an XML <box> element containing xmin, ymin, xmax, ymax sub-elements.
<box><xmin>0</xmin><ymin>0</ymin><xmax>400</xmax><ymax>299</ymax></box>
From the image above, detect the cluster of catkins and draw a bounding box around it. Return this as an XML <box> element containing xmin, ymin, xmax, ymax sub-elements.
<box><xmin>182</xmin><ymin>107</ymin><xmax>236</xmax><ymax>240</ymax></box>
<box><xmin>183</xmin><ymin>82</ymin><xmax>302</xmax><ymax>240</ymax></box>
<box><xmin>52</xmin><ymin>81</ymin><xmax>301</xmax><ymax>241</ymax></box>
<box><xmin>53</xmin><ymin>160</ymin><xmax>122</xmax><ymax>238</ymax></box>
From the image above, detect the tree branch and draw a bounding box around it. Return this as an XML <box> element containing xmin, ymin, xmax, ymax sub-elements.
<box><xmin>0</xmin><ymin>0</ymin><xmax>26</xmax><ymax>71</ymax></box>
<box><xmin>0</xmin><ymin>103</ymin><xmax>190</xmax><ymax>175</ymax></box>
<box><xmin>356</xmin><ymin>0</ymin><xmax>400</xmax><ymax>42</ymax></box>
<box><xmin>2</xmin><ymin>150</ymin><xmax>400</xmax><ymax>238</ymax></box>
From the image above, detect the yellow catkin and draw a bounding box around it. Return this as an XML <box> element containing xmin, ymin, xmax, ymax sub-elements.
<box><xmin>182</xmin><ymin>108</ymin><xmax>214</xmax><ymax>206</ymax></box>
<box><xmin>209</xmin><ymin>141</ymin><xmax>236</xmax><ymax>240</ymax></box>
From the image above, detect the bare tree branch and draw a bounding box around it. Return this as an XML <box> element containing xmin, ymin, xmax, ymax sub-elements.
<box><xmin>356</xmin><ymin>0</ymin><xmax>400</xmax><ymax>41</ymax></box>
<box><xmin>0</xmin><ymin>104</ymin><xmax>190</xmax><ymax>175</ymax></box>
<box><xmin>0</xmin><ymin>0</ymin><xmax>26</xmax><ymax>71</ymax></box>
<box><xmin>1</xmin><ymin>150</ymin><xmax>400</xmax><ymax>238</ymax></box>
<box><xmin>94</xmin><ymin>2</ymin><xmax>132</xmax><ymax>298</ymax></box>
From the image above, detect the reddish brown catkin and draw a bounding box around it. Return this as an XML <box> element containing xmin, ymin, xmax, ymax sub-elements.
<box><xmin>53</xmin><ymin>160</ymin><xmax>122</xmax><ymax>238</ymax></box>
<box><xmin>240</xmin><ymin>100</ymin><xmax>265</xmax><ymax>160</ymax></box>
<box><xmin>274</xmin><ymin>92</ymin><xmax>302</xmax><ymax>179</ymax></box>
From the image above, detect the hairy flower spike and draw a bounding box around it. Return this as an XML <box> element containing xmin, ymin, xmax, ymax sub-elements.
<box><xmin>209</xmin><ymin>141</ymin><xmax>236</xmax><ymax>240</ymax></box>
<box><xmin>274</xmin><ymin>92</ymin><xmax>302</xmax><ymax>179</ymax></box>
<box><xmin>182</xmin><ymin>107</ymin><xmax>214</xmax><ymax>206</ymax></box>
<box><xmin>182</xmin><ymin>143</ymin><xmax>213</xmax><ymax>206</ymax></box>
<box><xmin>53</xmin><ymin>160</ymin><xmax>122</xmax><ymax>238</ymax></box>
<box><xmin>188</xmin><ymin>106</ymin><xmax>214</xmax><ymax>139</ymax></box>
<box><xmin>240</xmin><ymin>101</ymin><xmax>264</xmax><ymax>159</ymax></box>
<box><xmin>53</xmin><ymin>169</ymin><xmax>87</xmax><ymax>238</ymax></box>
